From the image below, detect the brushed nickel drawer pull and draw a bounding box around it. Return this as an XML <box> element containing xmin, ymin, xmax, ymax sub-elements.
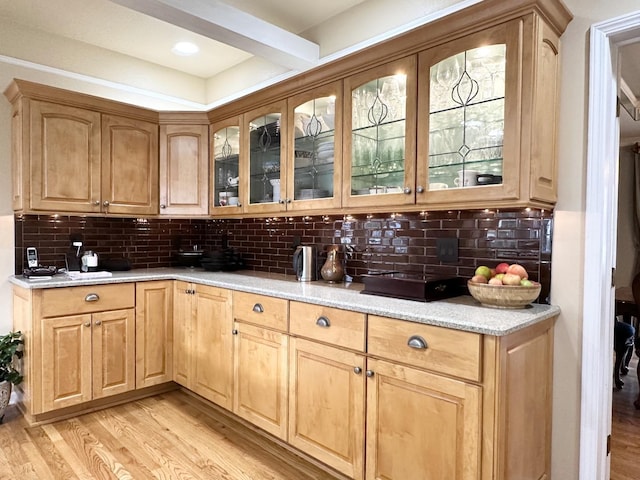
<box><xmin>84</xmin><ymin>321</ymin><xmax>91</xmax><ymax>327</ymax></box>
<box><xmin>407</xmin><ymin>335</ymin><xmax>428</xmax><ymax>350</ymax></box>
<box><xmin>94</xmin><ymin>320</ymin><xmax>102</xmax><ymax>326</ymax></box>
<box><xmin>353</xmin><ymin>366</ymin><xmax>362</xmax><ymax>374</ymax></box>
<box><xmin>85</xmin><ymin>293</ymin><xmax>100</xmax><ymax>302</ymax></box>
<box><xmin>365</xmin><ymin>370</ymin><xmax>375</xmax><ymax>378</ymax></box>
<box><xmin>252</xmin><ymin>303</ymin><xmax>264</xmax><ymax>313</ymax></box>
<box><xmin>315</xmin><ymin>316</ymin><xmax>331</xmax><ymax>328</ymax></box>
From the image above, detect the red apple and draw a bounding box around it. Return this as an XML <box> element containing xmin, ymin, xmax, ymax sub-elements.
<box><xmin>495</xmin><ymin>262</ymin><xmax>509</xmax><ymax>274</ymax></box>
<box><xmin>490</xmin><ymin>268</ymin><xmax>497</xmax><ymax>278</ymax></box>
<box><xmin>506</xmin><ymin>263</ymin><xmax>528</xmax><ymax>279</ymax></box>
<box><xmin>488</xmin><ymin>277</ymin><xmax>503</xmax><ymax>285</ymax></box>
<box><xmin>502</xmin><ymin>273</ymin><xmax>522</xmax><ymax>285</ymax></box>
<box><xmin>471</xmin><ymin>274</ymin><xmax>488</xmax><ymax>284</ymax></box>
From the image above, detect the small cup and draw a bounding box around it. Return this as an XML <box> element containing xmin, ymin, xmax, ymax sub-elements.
<box><xmin>454</xmin><ymin>169</ymin><xmax>480</xmax><ymax>187</ymax></box>
<box><xmin>429</xmin><ymin>182</ymin><xmax>449</xmax><ymax>190</ymax></box>
<box><xmin>228</xmin><ymin>196</ymin><xmax>239</xmax><ymax>206</ymax></box>
<box><xmin>219</xmin><ymin>191</ymin><xmax>231</xmax><ymax>206</ymax></box>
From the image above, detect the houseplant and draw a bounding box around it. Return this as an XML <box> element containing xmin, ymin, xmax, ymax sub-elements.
<box><xmin>0</xmin><ymin>331</ymin><xmax>23</xmax><ymax>422</ymax></box>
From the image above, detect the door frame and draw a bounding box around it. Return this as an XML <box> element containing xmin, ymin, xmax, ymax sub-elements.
<box><xmin>582</xmin><ymin>11</ymin><xmax>640</xmax><ymax>480</ymax></box>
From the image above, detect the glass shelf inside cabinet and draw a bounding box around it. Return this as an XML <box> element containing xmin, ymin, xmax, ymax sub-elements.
<box><xmin>293</xmin><ymin>95</ymin><xmax>336</xmax><ymax>200</ymax></box>
<box><xmin>428</xmin><ymin>44</ymin><xmax>506</xmax><ymax>190</ymax></box>
<box><xmin>351</xmin><ymin>74</ymin><xmax>407</xmax><ymax>196</ymax></box>
<box><xmin>213</xmin><ymin>126</ymin><xmax>240</xmax><ymax>207</ymax></box>
<box><xmin>249</xmin><ymin>113</ymin><xmax>281</xmax><ymax>205</ymax></box>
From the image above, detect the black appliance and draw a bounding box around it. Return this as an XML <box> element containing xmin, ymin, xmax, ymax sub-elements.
<box><xmin>360</xmin><ymin>272</ymin><xmax>467</xmax><ymax>302</ymax></box>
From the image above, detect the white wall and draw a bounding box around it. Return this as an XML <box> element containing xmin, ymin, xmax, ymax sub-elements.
<box><xmin>616</xmin><ymin>145</ymin><xmax>637</xmax><ymax>288</ymax></box>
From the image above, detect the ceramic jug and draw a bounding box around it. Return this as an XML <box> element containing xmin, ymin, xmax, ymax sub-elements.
<box><xmin>320</xmin><ymin>245</ymin><xmax>344</xmax><ymax>283</ymax></box>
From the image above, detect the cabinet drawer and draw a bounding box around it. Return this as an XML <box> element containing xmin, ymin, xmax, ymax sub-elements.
<box><xmin>39</xmin><ymin>284</ymin><xmax>135</xmax><ymax>318</ymax></box>
<box><xmin>232</xmin><ymin>291</ymin><xmax>288</xmax><ymax>332</ymax></box>
<box><xmin>290</xmin><ymin>301</ymin><xmax>365</xmax><ymax>352</ymax></box>
<box><xmin>367</xmin><ymin>315</ymin><xmax>482</xmax><ymax>382</ymax></box>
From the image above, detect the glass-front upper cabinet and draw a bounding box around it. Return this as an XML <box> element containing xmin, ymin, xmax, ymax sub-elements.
<box><xmin>211</xmin><ymin>118</ymin><xmax>242</xmax><ymax>214</ymax></box>
<box><xmin>286</xmin><ymin>81</ymin><xmax>342</xmax><ymax>212</ymax></box>
<box><xmin>242</xmin><ymin>101</ymin><xmax>287</xmax><ymax>214</ymax></box>
<box><xmin>417</xmin><ymin>22</ymin><xmax>521</xmax><ymax>206</ymax></box>
<box><xmin>343</xmin><ymin>57</ymin><xmax>417</xmax><ymax>208</ymax></box>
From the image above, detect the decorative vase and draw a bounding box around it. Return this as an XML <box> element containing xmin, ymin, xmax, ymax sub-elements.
<box><xmin>321</xmin><ymin>245</ymin><xmax>344</xmax><ymax>283</ymax></box>
<box><xmin>0</xmin><ymin>381</ymin><xmax>11</xmax><ymax>423</ymax></box>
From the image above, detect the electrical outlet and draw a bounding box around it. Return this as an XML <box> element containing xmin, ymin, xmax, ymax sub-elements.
<box><xmin>436</xmin><ymin>237</ymin><xmax>459</xmax><ymax>263</ymax></box>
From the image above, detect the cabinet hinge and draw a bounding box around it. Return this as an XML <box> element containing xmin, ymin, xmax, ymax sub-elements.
<box><xmin>612</xmin><ymin>268</ymin><xmax>616</xmax><ymax>288</ymax></box>
<box><xmin>607</xmin><ymin>434</ymin><xmax>611</xmax><ymax>455</ymax></box>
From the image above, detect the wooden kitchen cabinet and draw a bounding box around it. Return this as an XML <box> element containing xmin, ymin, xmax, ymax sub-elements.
<box><xmin>415</xmin><ymin>16</ymin><xmax>562</xmax><ymax>209</ymax></box>
<box><xmin>365</xmin><ymin>357</ymin><xmax>481</xmax><ymax>480</ymax></box>
<box><xmin>35</xmin><ymin>284</ymin><xmax>136</xmax><ymax>414</ymax></box>
<box><xmin>136</xmin><ymin>281</ymin><xmax>173</xmax><ymax>388</ymax></box>
<box><xmin>342</xmin><ymin>57</ymin><xmax>418</xmax><ymax>209</ymax></box>
<box><xmin>16</xmin><ymin>100</ymin><xmax>102</xmax><ymax>213</ymax></box>
<box><xmin>159</xmin><ymin>114</ymin><xmax>209</xmax><ymax>216</ymax></box>
<box><xmin>42</xmin><ymin>310</ymin><xmax>138</xmax><ymax>412</ymax></box>
<box><xmin>173</xmin><ymin>281</ymin><xmax>233</xmax><ymax>409</ymax></box>
<box><xmin>4</xmin><ymin>79</ymin><xmax>159</xmax><ymax>215</ymax></box>
<box><xmin>101</xmin><ymin>114</ymin><xmax>158</xmax><ymax>215</ymax></box>
<box><xmin>210</xmin><ymin>117</ymin><xmax>243</xmax><ymax>215</ymax></box>
<box><xmin>232</xmin><ymin>291</ymin><xmax>289</xmax><ymax>439</ymax></box>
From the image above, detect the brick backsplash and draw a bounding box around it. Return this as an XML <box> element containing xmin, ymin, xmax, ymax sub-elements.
<box><xmin>16</xmin><ymin>208</ymin><xmax>553</xmax><ymax>303</ymax></box>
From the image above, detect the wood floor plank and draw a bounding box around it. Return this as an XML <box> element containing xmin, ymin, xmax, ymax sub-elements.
<box><xmin>611</xmin><ymin>356</ymin><xmax>640</xmax><ymax>480</ymax></box>
<box><xmin>0</xmin><ymin>390</ymin><xmax>342</xmax><ymax>480</ymax></box>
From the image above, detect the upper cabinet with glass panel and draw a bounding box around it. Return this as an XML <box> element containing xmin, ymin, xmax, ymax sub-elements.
<box><xmin>417</xmin><ymin>19</ymin><xmax>561</xmax><ymax>208</ymax></box>
<box><xmin>242</xmin><ymin>101</ymin><xmax>287</xmax><ymax>214</ymax></box>
<box><xmin>428</xmin><ymin>44</ymin><xmax>506</xmax><ymax>188</ymax></box>
<box><xmin>287</xmin><ymin>81</ymin><xmax>342</xmax><ymax>211</ymax></box>
<box><xmin>211</xmin><ymin>119</ymin><xmax>242</xmax><ymax>213</ymax></box>
<box><xmin>343</xmin><ymin>57</ymin><xmax>417</xmax><ymax>208</ymax></box>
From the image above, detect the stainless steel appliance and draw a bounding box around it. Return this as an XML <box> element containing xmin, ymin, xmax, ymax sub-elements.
<box><xmin>293</xmin><ymin>245</ymin><xmax>317</xmax><ymax>281</ymax></box>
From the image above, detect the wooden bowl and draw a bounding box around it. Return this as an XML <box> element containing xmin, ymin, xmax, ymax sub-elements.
<box><xmin>467</xmin><ymin>280</ymin><xmax>541</xmax><ymax>309</ymax></box>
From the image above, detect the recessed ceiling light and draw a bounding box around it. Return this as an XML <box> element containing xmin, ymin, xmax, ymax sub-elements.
<box><xmin>172</xmin><ymin>41</ymin><xmax>199</xmax><ymax>56</ymax></box>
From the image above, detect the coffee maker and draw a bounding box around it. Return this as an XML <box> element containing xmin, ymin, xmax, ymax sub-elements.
<box><xmin>293</xmin><ymin>245</ymin><xmax>318</xmax><ymax>281</ymax></box>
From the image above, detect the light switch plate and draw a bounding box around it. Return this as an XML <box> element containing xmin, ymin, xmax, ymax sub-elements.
<box><xmin>436</xmin><ymin>237</ymin><xmax>459</xmax><ymax>263</ymax></box>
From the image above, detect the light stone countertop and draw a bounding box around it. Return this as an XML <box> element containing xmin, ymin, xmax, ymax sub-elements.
<box><xmin>10</xmin><ymin>268</ymin><xmax>560</xmax><ymax>336</ymax></box>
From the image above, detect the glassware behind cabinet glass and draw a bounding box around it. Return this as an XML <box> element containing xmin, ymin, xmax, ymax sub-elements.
<box><xmin>248</xmin><ymin>113</ymin><xmax>281</xmax><ymax>205</ymax></box>
<box><xmin>213</xmin><ymin>125</ymin><xmax>240</xmax><ymax>207</ymax></box>
<box><xmin>427</xmin><ymin>44</ymin><xmax>506</xmax><ymax>189</ymax></box>
<box><xmin>293</xmin><ymin>95</ymin><xmax>336</xmax><ymax>201</ymax></box>
<box><xmin>351</xmin><ymin>73</ymin><xmax>407</xmax><ymax>195</ymax></box>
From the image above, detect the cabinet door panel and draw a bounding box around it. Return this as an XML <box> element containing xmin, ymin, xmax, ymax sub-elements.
<box><xmin>192</xmin><ymin>285</ymin><xmax>233</xmax><ymax>409</ymax></box>
<box><xmin>30</xmin><ymin>101</ymin><xmax>101</xmax><ymax>213</ymax></box>
<box><xmin>160</xmin><ymin>124</ymin><xmax>209</xmax><ymax>215</ymax></box>
<box><xmin>101</xmin><ymin>114</ymin><xmax>158</xmax><ymax>215</ymax></box>
<box><xmin>42</xmin><ymin>314</ymin><xmax>92</xmax><ymax>412</ymax></box>
<box><xmin>92</xmin><ymin>308</ymin><xmax>135</xmax><ymax>399</ymax></box>
<box><xmin>289</xmin><ymin>338</ymin><xmax>365</xmax><ymax>479</ymax></box>
<box><xmin>366</xmin><ymin>358</ymin><xmax>481</xmax><ymax>480</ymax></box>
<box><xmin>234</xmin><ymin>322</ymin><xmax>288</xmax><ymax>439</ymax></box>
<box><xmin>173</xmin><ymin>281</ymin><xmax>193</xmax><ymax>388</ymax></box>
<box><xmin>136</xmin><ymin>281</ymin><xmax>173</xmax><ymax>388</ymax></box>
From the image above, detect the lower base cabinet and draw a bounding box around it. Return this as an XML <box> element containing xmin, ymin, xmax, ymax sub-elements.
<box><xmin>233</xmin><ymin>321</ymin><xmax>289</xmax><ymax>440</ymax></box>
<box><xmin>364</xmin><ymin>358</ymin><xmax>481</xmax><ymax>480</ymax></box>
<box><xmin>173</xmin><ymin>281</ymin><xmax>233</xmax><ymax>409</ymax></box>
<box><xmin>289</xmin><ymin>337</ymin><xmax>366</xmax><ymax>480</ymax></box>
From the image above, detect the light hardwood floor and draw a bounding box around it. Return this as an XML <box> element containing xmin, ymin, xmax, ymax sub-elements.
<box><xmin>0</xmin><ymin>390</ymin><xmax>342</xmax><ymax>480</ymax></box>
<box><xmin>611</xmin><ymin>356</ymin><xmax>640</xmax><ymax>480</ymax></box>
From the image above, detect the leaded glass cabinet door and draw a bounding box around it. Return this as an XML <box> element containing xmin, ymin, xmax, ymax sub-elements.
<box><xmin>242</xmin><ymin>101</ymin><xmax>287</xmax><ymax>214</ymax></box>
<box><xmin>211</xmin><ymin>118</ymin><xmax>242</xmax><ymax>214</ymax></box>
<box><xmin>287</xmin><ymin>81</ymin><xmax>342</xmax><ymax>212</ymax></box>
<box><xmin>343</xmin><ymin>57</ymin><xmax>417</xmax><ymax>208</ymax></box>
<box><xmin>417</xmin><ymin>22</ymin><xmax>521</xmax><ymax>207</ymax></box>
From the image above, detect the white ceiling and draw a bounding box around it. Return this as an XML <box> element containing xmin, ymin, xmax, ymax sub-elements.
<box><xmin>0</xmin><ymin>0</ymin><xmax>477</xmax><ymax>109</ymax></box>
